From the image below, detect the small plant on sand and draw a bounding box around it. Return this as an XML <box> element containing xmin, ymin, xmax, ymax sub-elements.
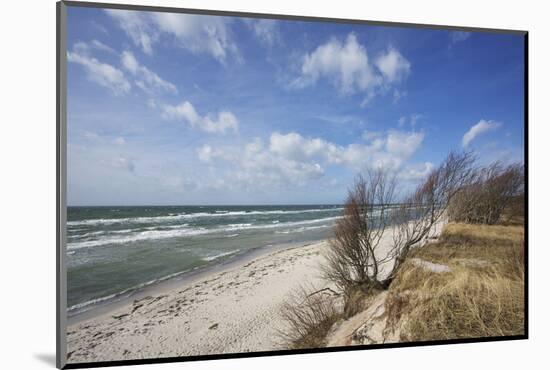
<box><xmin>278</xmin><ymin>285</ymin><xmax>341</xmax><ymax>349</ymax></box>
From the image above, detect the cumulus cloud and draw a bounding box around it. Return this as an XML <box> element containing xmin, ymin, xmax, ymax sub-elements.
<box><xmin>361</xmin><ymin>131</ymin><xmax>381</xmax><ymax>141</ymax></box>
<box><xmin>462</xmin><ymin>119</ymin><xmax>502</xmax><ymax>147</ymax></box>
<box><xmin>162</xmin><ymin>101</ymin><xmax>239</xmax><ymax>134</ymax></box>
<box><xmin>400</xmin><ymin>162</ymin><xmax>435</xmax><ymax>181</ymax></box>
<box><xmin>121</xmin><ymin>51</ymin><xmax>177</xmax><ymax>94</ymax></box>
<box><xmin>67</xmin><ymin>48</ymin><xmax>131</xmax><ymax>95</ymax></box>
<box><xmin>105</xmin><ymin>9</ymin><xmax>239</xmax><ymax>62</ymax></box>
<box><xmin>196</xmin><ymin>144</ymin><xmax>226</xmax><ymax>162</ymax></box>
<box><xmin>234</xmin><ymin>138</ymin><xmax>324</xmax><ymax>187</ymax></box>
<box><xmin>292</xmin><ymin>33</ymin><xmax>380</xmax><ymax>95</ymax></box>
<box><xmin>291</xmin><ymin>33</ymin><xmax>410</xmax><ymax>103</ymax></box>
<box><xmin>374</xmin><ymin>46</ymin><xmax>411</xmax><ymax>84</ymax></box>
<box><xmin>197</xmin><ymin>130</ymin><xmax>425</xmax><ymax>188</ymax></box>
<box><xmin>270</xmin><ymin>130</ymin><xmax>424</xmax><ymax>173</ymax></box>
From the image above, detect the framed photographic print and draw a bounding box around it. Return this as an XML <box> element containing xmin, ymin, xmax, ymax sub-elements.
<box><xmin>57</xmin><ymin>1</ymin><xmax>527</xmax><ymax>368</ymax></box>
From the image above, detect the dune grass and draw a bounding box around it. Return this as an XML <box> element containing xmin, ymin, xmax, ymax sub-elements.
<box><xmin>278</xmin><ymin>285</ymin><xmax>342</xmax><ymax>349</ymax></box>
<box><xmin>385</xmin><ymin>221</ymin><xmax>525</xmax><ymax>341</ymax></box>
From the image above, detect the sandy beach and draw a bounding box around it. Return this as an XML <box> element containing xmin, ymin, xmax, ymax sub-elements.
<box><xmin>66</xmin><ymin>219</ymin><xmax>445</xmax><ymax>364</ymax></box>
<box><xmin>66</xmin><ymin>240</ymin><xmax>331</xmax><ymax>363</ymax></box>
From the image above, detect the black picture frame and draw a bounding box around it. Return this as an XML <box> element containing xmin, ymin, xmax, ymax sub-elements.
<box><xmin>56</xmin><ymin>1</ymin><xmax>529</xmax><ymax>368</ymax></box>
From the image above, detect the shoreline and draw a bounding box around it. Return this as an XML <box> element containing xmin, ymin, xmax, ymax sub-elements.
<box><xmin>68</xmin><ymin>238</ymin><xmax>326</xmax><ymax>325</ymax></box>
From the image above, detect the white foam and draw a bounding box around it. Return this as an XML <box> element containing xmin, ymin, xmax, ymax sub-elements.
<box><xmin>202</xmin><ymin>249</ymin><xmax>240</xmax><ymax>262</ymax></box>
<box><xmin>67</xmin><ymin>207</ymin><xmax>345</xmax><ymax>226</ymax></box>
<box><xmin>67</xmin><ymin>216</ymin><xmax>342</xmax><ymax>250</ymax></box>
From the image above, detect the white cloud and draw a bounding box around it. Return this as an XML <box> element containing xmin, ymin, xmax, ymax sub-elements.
<box><xmin>392</xmin><ymin>89</ymin><xmax>407</xmax><ymax>103</ymax></box>
<box><xmin>450</xmin><ymin>31</ymin><xmax>472</xmax><ymax>44</ymax></box>
<box><xmin>386</xmin><ymin>130</ymin><xmax>424</xmax><ymax>158</ymax></box>
<box><xmin>197</xmin><ymin>145</ymin><xmax>214</xmax><ymax>162</ymax></box>
<box><xmin>361</xmin><ymin>131</ymin><xmax>381</xmax><ymax>141</ymax></box>
<box><xmin>398</xmin><ymin>116</ymin><xmax>407</xmax><ymax>127</ymax></box>
<box><xmin>162</xmin><ymin>101</ymin><xmax>239</xmax><ymax>134</ymax></box>
<box><xmin>111</xmin><ymin>157</ymin><xmax>135</xmax><ymax>172</ymax></box>
<box><xmin>292</xmin><ymin>33</ymin><xmax>380</xmax><ymax>95</ymax></box>
<box><xmin>113</xmin><ymin>137</ymin><xmax>126</xmax><ymax>145</ymax></box>
<box><xmin>400</xmin><ymin>162</ymin><xmax>435</xmax><ymax>181</ymax></box>
<box><xmin>67</xmin><ymin>49</ymin><xmax>131</xmax><ymax>95</ymax></box>
<box><xmin>274</xmin><ymin>130</ymin><xmax>424</xmax><ymax>173</ymax></box>
<box><xmin>410</xmin><ymin>113</ymin><xmax>423</xmax><ymax>127</ymax></box>
<box><xmin>121</xmin><ymin>51</ymin><xmax>177</xmax><ymax>94</ymax></box>
<box><xmin>239</xmin><ymin>138</ymin><xmax>325</xmax><ymax>187</ymax></box>
<box><xmin>104</xmin><ymin>9</ymin><xmax>156</xmax><ymax>55</ymax></box>
<box><xmin>74</xmin><ymin>39</ymin><xmax>116</xmax><ymax>55</ymax></box>
<box><xmin>315</xmin><ymin>115</ymin><xmax>359</xmax><ymax>124</ymax></box>
<box><xmin>291</xmin><ymin>33</ymin><xmax>410</xmax><ymax>103</ymax></box>
<box><xmin>247</xmin><ymin>19</ymin><xmax>280</xmax><ymax>46</ymax></box>
<box><xmin>374</xmin><ymin>46</ymin><xmax>411</xmax><ymax>84</ymax></box>
<box><xmin>398</xmin><ymin>113</ymin><xmax>424</xmax><ymax>128</ymax></box>
<box><xmin>106</xmin><ymin>9</ymin><xmax>239</xmax><ymax>62</ymax></box>
<box><xmin>197</xmin><ymin>130</ymin><xmax>425</xmax><ymax>188</ymax></box>
<box><xmin>462</xmin><ymin>119</ymin><xmax>502</xmax><ymax>147</ymax></box>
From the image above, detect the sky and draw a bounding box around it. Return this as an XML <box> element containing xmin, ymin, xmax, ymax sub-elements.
<box><xmin>66</xmin><ymin>6</ymin><xmax>525</xmax><ymax>206</ymax></box>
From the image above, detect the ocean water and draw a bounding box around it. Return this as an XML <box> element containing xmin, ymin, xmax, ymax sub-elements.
<box><xmin>66</xmin><ymin>205</ymin><xmax>344</xmax><ymax>315</ymax></box>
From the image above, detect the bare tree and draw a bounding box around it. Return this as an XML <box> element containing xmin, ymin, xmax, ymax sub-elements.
<box><xmin>322</xmin><ymin>169</ymin><xmax>396</xmax><ymax>292</ymax></box>
<box><xmin>448</xmin><ymin>162</ymin><xmax>524</xmax><ymax>224</ymax></box>
<box><xmin>322</xmin><ymin>151</ymin><xmax>476</xmax><ymax>293</ymax></box>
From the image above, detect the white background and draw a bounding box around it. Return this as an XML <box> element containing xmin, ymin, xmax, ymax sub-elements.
<box><xmin>0</xmin><ymin>0</ymin><xmax>547</xmax><ymax>368</ymax></box>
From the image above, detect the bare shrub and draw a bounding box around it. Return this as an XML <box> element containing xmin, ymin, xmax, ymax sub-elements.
<box><xmin>448</xmin><ymin>162</ymin><xmax>524</xmax><ymax>225</ymax></box>
<box><xmin>278</xmin><ymin>285</ymin><xmax>341</xmax><ymax>349</ymax></box>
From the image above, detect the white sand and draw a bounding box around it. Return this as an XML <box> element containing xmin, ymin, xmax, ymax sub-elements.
<box><xmin>67</xmin><ymin>241</ymin><xmax>331</xmax><ymax>363</ymax></box>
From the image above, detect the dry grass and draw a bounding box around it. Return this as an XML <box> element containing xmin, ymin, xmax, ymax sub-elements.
<box><xmin>278</xmin><ymin>285</ymin><xmax>342</xmax><ymax>349</ymax></box>
<box><xmin>342</xmin><ymin>286</ymin><xmax>383</xmax><ymax>319</ymax></box>
<box><xmin>385</xmin><ymin>221</ymin><xmax>525</xmax><ymax>341</ymax></box>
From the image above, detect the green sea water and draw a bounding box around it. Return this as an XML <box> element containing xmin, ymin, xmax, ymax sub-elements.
<box><xmin>67</xmin><ymin>205</ymin><xmax>344</xmax><ymax>314</ymax></box>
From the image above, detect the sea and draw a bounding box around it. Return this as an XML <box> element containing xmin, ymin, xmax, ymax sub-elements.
<box><xmin>66</xmin><ymin>205</ymin><xmax>344</xmax><ymax>315</ymax></box>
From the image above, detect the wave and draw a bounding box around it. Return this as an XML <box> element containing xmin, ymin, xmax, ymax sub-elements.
<box><xmin>67</xmin><ymin>227</ymin><xmax>210</xmax><ymax>249</ymax></box>
<box><xmin>69</xmin><ymin>224</ymin><xmax>190</xmax><ymax>240</ymax></box>
<box><xmin>202</xmin><ymin>249</ymin><xmax>240</xmax><ymax>262</ymax></box>
<box><xmin>67</xmin><ymin>207</ymin><xmax>345</xmax><ymax>227</ymax></box>
<box><xmin>67</xmin><ymin>216</ymin><xmax>341</xmax><ymax>250</ymax></box>
<box><xmin>275</xmin><ymin>224</ymin><xmax>331</xmax><ymax>234</ymax></box>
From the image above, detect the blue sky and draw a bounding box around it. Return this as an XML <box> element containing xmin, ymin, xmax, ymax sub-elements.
<box><xmin>66</xmin><ymin>6</ymin><xmax>525</xmax><ymax>206</ymax></box>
